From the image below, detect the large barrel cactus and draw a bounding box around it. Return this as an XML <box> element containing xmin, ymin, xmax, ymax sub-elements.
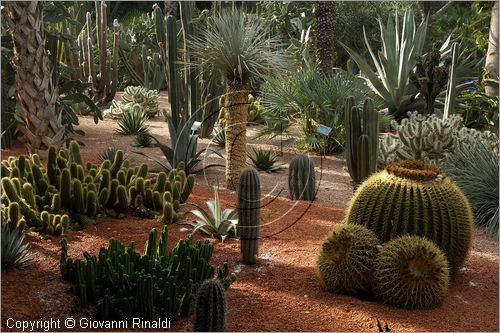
<box><xmin>237</xmin><ymin>167</ymin><xmax>261</xmax><ymax>264</ymax></box>
<box><xmin>346</xmin><ymin>160</ymin><xmax>474</xmax><ymax>270</ymax></box>
<box><xmin>194</xmin><ymin>279</ymin><xmax>227</xmax><ymax>332</ymax></box>
<box><xmin>288</xmin><ymin>155</ymin><xmax>315</xmax><ymax>200</ymax></box>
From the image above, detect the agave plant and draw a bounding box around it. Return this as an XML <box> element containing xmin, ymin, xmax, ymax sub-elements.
<box><xmin>135</xmin><ymin>115</ymin><xmax>224</xmax><ymax>174</ymax></box>
<box><xmin>115</xmin><ymin>106</ymin><xmax>149</xmax><ymax>135</ymax></box>
<box><xmin>99</xmin><ymin>146</ymin><xmax>119</xmax><ymax>162</ymax></box>
<box><xmin>1</xmin><ymin>224</ymin><xmax>32</xmax><ymax>269</ymax></box>
<box><xmin>132</xmin><ymin>133</ymin><xmax>153</xmax><ymax>148</ymax></box>
<box><xmin>340</xmin><ymin>10</ymin><xmax>428</xmax><ymax>119</ymax></box>
<box><xmin>182</xmin><ymin>185</ymin><xmax>238</xmax><ymax>241</ymax></box>
<box><xmin>248</xmin><ymin>148</ymin><xmax>282</xmax><ymax>173</ymax></box>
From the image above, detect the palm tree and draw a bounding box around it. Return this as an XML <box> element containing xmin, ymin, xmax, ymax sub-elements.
<box><xmin>485</xmin><ymin>1</ymin><xmax>499</xmax><ymax>98</ymax></box>
<box><xmin>314</xmin><ymin>1</ymin><xmax>336</xmax><ymax>72</ymax></box>
<box><xmin>3</xmin><ymin>1</ymin><xmax>65</xmax><ymax>152</ymax></box>
<box><xmin>190</xmin><ymin>8</ymin><xmax>288</xmax><ymax>190</ymax></box>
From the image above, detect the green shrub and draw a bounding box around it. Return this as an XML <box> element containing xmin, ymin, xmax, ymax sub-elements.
<box><xmin>115</xmin><ymin>107</ymin><xmax>149</xmax><ymax>135</ymax></box>
<box><xmin>248</xmin><ymin>148</ymin><xmax>281</xmax><ymax>173</ymax></box>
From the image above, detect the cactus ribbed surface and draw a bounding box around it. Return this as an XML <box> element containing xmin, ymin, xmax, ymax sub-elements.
<box><xmin>345</xmin><ymin>97</ymin><xmax>379</xmax><ymax>185</ymax></box>
<box><xmin>194</xmin><ymin>279</ymin><xmax>227</xmax><ymax>332</ymax></box>
<box><xmin>346</xmin><ymin>160</ymin><xmax>474</xmax><ymax>270</ymax></box>
<box><xmin>288</xmin><ymin>155</ymin><xmax>315</xmax><ymax>200</ymax></box>
<box><xmin>373</xmin><ymin>235</ymin><xmax>450</xmax><ymax>309</ymax></box>
<box><xmin>237</xmin><ymin>167</ymin><xmax>261</xmax><ymax>265</ymax></box>
<box><xmin>317</xmin><ymin>224</ymin><xmax>380</xmax><ymax>296</ymax></box>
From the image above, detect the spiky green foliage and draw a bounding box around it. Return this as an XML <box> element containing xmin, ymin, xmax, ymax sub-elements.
<box><xmin>373</xmin><ymin>235</ymin><xmax>450</xmax><ymax>309</ymax></box>
<box><xmin>133</xmin><ymin>133</ymin><xmax>153</xmax><ymax>148</ymax></box>
<box><xmin>248</xmin><ymin>148</ymin><xmax>281</xmax><ymax>173</ymax></box>
<box><xmin>237</xmin><ymin>167</ymin><xmax>261</xmax><ymax>265</ymax></box>
<box><xmin>1</xmin><ymin>224</ymin><xmax>32</xmax><ymax>269</ymax></box>
<box><xmin>345</xmin><ymin>97</ymin><xmax>379</xmax><ymax>185</ymax></box>
<box><xmin>98</xmin><ymin>146</ymin><xmax>120</xmax><ymax>163</ymax></box>
<box><xmin>60</xmin><ymin>227</ymin><xmax>236</xmax><ymax>320</ymax></box>
<box><xmin>183</xmin><ymin>185</ymin><xmax>238</xmax><ymax>241</ymax></box>
<box><xmin>346</xmin><ymin>160</ymin><xmax>474</xmax><ymax>271</ymax></box>
<box><xmin>317</xmin><ymin>224</ymin><xmax>380</xmax><ymax>296</ymax></box>
<box><xmin>340</xmin><ymin>11</ymin><xmax>427</xmax><ymax>118</ymax></box>
<box><xmin>194</xmin><ymin>279</ymin><xmax>227</xmax><ymax>332</ymax></box>
<box><xmin>106</xmin><ymin>86</ymin><xmax>160</xmax><ymax>119</ymax></box>
<box><xmin>442</xmin><ymin>133</ymin><xmax>499</xmax><ymax>234</ymax></box>
<box><xmin>115</xmin><ymin>106</ymin><xmax>149</xmax><ymax>135</ymax></box>
<box><xmin>212</xmin><ymin>127</ymin><xmax>226</xmax><ymax>148</ymax></box>
<box><xmin>288</xmin><ymin>155</ymin><xmax>315</xmax><ymax>200</ymax></box>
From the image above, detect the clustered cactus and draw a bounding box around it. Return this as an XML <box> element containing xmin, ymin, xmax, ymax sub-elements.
<box><xmin>237</xmin><ymin>167</ymin><xmax>261</xmax><ymax>265</ymax></box>
<box><xmin>288</xmin><ymin>155</ymin><xmax>316</xmax><ymax>201</ymax></box>
<box><xmin>194</xmin><ymin>279</ymin><xmax>227</xmax><ymax>332</ymax></box>
<box><xmin>106</xmin><ymin>86</ymin><xmax>160</xmax><ymax>119</ymax></box>
<box><xmin>0</xmin><ymin>141</ymin><xmax>195</xmax><ymax>235</ymax></box>
<box><xmin>319</xmin><ymin>159</ymin><xmax>474</xmax><ymax>309</ymax></box>
<box><xmin>345</xmin><ymin>97</ymin><xmax>379</xmax><ymax>185</ymax></box>
<box><xmin>60</xmin><ymin>227</ymin><xmax>236</xmax><ymax>320</ymax></box>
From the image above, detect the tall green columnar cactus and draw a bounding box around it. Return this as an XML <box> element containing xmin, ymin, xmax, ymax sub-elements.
<box><xmin>79</xmin><ymin>1</ymin><xmax>119</xmax><ymax>106</ymax></box>
<box><xmin>346</xmin><ymin>160</ymin><xmax>474</xmax><ymax>271</ymax></box>
<box><xmin>288</xmin><ymin>155</ymin><xmax>315</xmax><ymax>200</ymax></box>
<box><xmin>194</xmin><ymin>279</ymin><xmax>227</xmax><ymax>332</ymax></box>
<box><xmin>237</xmin><ymin>167</ymin><xmax>261</xmax><ymax>265</ymax></box>
<box><xmin>345</xmin><ymin>97</ymin><xmax>379</xmax><ymax>186</ymax></box>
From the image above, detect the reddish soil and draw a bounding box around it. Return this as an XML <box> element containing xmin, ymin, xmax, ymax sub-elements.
<box><xmin>1</xmin><ymin>97</ymin><xmax>499</xmax><ymax>332</ymax></box>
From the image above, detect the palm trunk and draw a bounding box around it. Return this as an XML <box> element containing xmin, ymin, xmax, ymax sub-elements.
<box><xmin>4</xmin><ymin>1</ymin><xmax>65</xmax><ymax>152</ymax></box>
<box><xmin>225</xmin><ymin>83</ymin><xmax>249</xmax><ymax>191</ymax></box>
<box><xmin>314</xmin><ymin>1</ymin><xmax>336</xmax><ymax>72</ymax></box>
<box><xmin>485</xmin><ymin>2</ymin><xmax>499</xmax><ymax>98</ymax></box>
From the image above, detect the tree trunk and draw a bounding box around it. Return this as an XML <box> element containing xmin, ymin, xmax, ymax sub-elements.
<box><xmin>485</xmin><ymin>1</ymin><xmax>499</xmax><ymax>98</ymax></box>
<box><xmin>4</xmin><ymin>1</ymin><xmax>65</xmax><ymax>152</ymax></box>
<box><xmin>314</xmin><ymin>1</ymin><xmax>336</xmax><ymax>72</ymax></box>
<box><xmin>225</xmin><ymin>83</ymin><xmax>249</xmax><ymax>191</ymax></box>
<box><xmin>417</xmin><ymin>1</ymin><xmax>431</xmax><ymax>22</ymax></box>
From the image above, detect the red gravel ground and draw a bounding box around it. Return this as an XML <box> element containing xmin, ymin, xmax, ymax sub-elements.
<box><xmin>1</xmin><ymin>112</ymin><xmax>499</xmax><ymax>332</ymax></box>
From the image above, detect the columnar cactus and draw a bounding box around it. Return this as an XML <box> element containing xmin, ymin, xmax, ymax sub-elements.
<box><xmin>373</xmin><ymin>235</ymin><xmax>450</xmax><ymax>309</ymax></box>
<box><xmin>346</xmin><ymin>159</ymin><xmax>474</xmax><ymax>271</ymax></box>
<box><xmin>288</xmin><ymin>155</ymin><xmax>315</xmax><ymax>200</ymax></box>
<box><xmin>345</xmin><ymin>97</ymin><xmax>379</xmax><ymax>185</ymax></box>
<box><xmin>317</xmin><ymin>224</ymin><xmax>380</xmax><ymax>296</ymax></box>
<box><xmin>237</xmin><ymin>167</ymin><xmax>261</xmax><ymax>264</ymax></box>
<box><xmin>194</xmin><ymin>279</ymin><xmax>227</xmax><ymax>332</ymax></box>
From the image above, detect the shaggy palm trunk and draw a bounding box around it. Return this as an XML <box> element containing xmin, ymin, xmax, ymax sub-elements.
<box><xmin>485</xmin><ymin>2</ymin><xmax>499</xmax><ymax>98</ymax></box>
<box><xmin>4</xmin><ymin>1</ymin><xmax>65</xmax><ymax>152</ymax></box>
<box><xmin>225</xmin><ymin>83</ymin><xmax>248</xmax><ymax>191</ymax></box>
<box><xmin>314</xmin><ymin>1</ymin><xmax>336</xmax><ymax>72</ymax></box>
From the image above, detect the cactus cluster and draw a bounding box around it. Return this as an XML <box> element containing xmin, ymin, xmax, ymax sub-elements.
<box><xmin>60</xmin><ymin>227</ymin><xmax>236</xmax><ymax>320</ymax></box>
<box><xmin>106</xmin><ymin>86</ymin><xmax>160</xmax><ymax>119</ymax></box>
<box><xmin>194</xmin><ymin>279</ymin><xmax>227</xmax><ymax>332</ymax></box>
<box><xmin>1</xmin><ymin>141</ymin><xmax>195</xmax><ymax>235</ymax></box>
<box><xmin>346</xmin><ymin>159</ymin><xmax>474</xmax><ymax>271</ymax></box>
<box><xmin>373</xmin><ymin>235</ymin><xmax>450</xmax><ymax>309</ymax></box>
<box><xmin>317</xmin><ymin>224</ymin><xmax>380</xmax><ymax>296</ymax></box>
<box><xmin>78</xmin><ymin>1</ymin><xmax>119</xmax><ymax>106</ymax></box>
<box><xmin>288</xmin><ymin>155</ymin><xmax>316</xmax><ymax>201</ymax></box>
<box><xmin>345</xmin><ymin>97</ymin><xmax>379</xmax><ymax>185</ymax></box>
<box><xmin>237</xmin><ymin>168</ymin><xmax>261</xmax><ymax>265</ymax></box>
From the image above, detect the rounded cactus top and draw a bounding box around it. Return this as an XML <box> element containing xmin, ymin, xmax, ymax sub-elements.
<box><xmin>385</xmin><ymin>160</ymin><xmax>441</xmax><ymax>181</ymax></box>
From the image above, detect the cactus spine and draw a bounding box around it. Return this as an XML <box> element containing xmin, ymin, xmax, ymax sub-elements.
<box><xmin>237</xmin><ymin>168</ymin><xmax>261</xmax><ymax>265</ymax></box>
<box><xmin>345</xmin><ymin>97</ymin><xmax>379</xmax><ymax>185</ymax></box>
<box><xmin>194</xmin><ymin>279</ymin><xmax>227</xmax><ymax>332</ymax></box>
<box><xmin>288</xmin><ymin>155</ymin><xmax>315</xmax><ymax>200</ymax></box>
<box><xmin>346</xmin><ymin>160</ymin><xmax>474</xmax><ymax>271</ymax></box>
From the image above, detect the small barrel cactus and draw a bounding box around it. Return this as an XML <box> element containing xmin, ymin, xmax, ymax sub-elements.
<box><xmin>373</xmin><ymin>235</ymin><xmax>450</xmax><ymax>309</ymax></box>
<box><xmin>346</xmin><ymin>160</ymin><xmax>474</xmax><ymax>271</ymax></box>
<box><xmin>237</xmin><ymin>167</ymin><xmax>261</xmax><ymax>265</ymax></box>
<box><xmin>194</xmin><ymin>279</ymin><xmax>227</xmax><ymax>332</ymax></box>
<box><xmin>317</xmin><ymin>224</ymin><xmax>380</xmax><ymax>296</ymax></box>
<box><xmin>288</xmin><ymin>155</ymin><xmax>315</xmax><ymax>200</ymax></box>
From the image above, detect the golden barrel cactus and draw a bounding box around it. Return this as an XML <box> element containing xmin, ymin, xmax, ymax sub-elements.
<box><xmin>346</xmin><ymin>160</ymin><xmax>474</xmax><ymax>271</ymax></box>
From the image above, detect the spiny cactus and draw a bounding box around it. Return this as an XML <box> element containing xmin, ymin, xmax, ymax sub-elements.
<box><xmin>237</xmin><ymin>167</ymin><xmax>261</xmax><ymax>265</ymax></box>
<box><xmin>106</xmin><ymin>86</ymin><xmax>160</xmax><ymax>119</ymax></box>
<box><xmin>194</xmin><ymin>279</ymin><xmax>227</xmax><ymax>332</ymax></box>
<box><xmin>346</xmin><ymin>160</ymin><xmax>474</xmax><ymax>271</ymax></box>
<box><xmin>317</xmin><ymin>224</ymin><xmax>380</xmax><ymax>296</ymax></box>
<box><xmin>345</xmin><ymin>97</ymin><xmax>379</xmax><ymax>185</ymax></box>
<box><xmin>373</xmin><ymin>235</ymin><xmax>450</xmax><ymax>309</ymax></box>
<box><xmin>288</xmin><ymin>155</ymin><xmax>315</xmax><ymax>200</ymax></box>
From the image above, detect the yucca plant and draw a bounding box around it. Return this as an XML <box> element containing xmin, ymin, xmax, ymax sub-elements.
<box><xmin>132</xmin><ymin>133</ymin><xmax>153</xmax><ymax>148</ymax></box>
<box><xmin>248</xmin><ymin>148</ymin><xmax>282</xmax><ymax>173</ymax></box>
<box><xmin>189</xmin><ymin>7</ymin><xmax>289</xmax><ymax>190</ymax></box>
<box><xmin>212</xmin><ymin>127</ymin><xmax>226</xmax><ymax>147</ymax></box>
<box><xmin>1</xmin><ymin>224</ymin><xmax>32</xmax><ymax>269</ymax></box>
<box><xmin>99</xmin><ymin>146</ymin><xmax>119</xmax><ymax>163</ymax></box>
<box><xmin>115</xmin><ymin>106</ymin><xmax>149</xmax><ymax>135</ymax></box>
<box><xmin>183</xmin><ymin>185</ymin><xmax>238</xmax><ymax>241</ymax></box>
<box><xmin>340</xmin><ymin>10</ymin><xmax>428</xmax><ymax>119</ymax></box>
